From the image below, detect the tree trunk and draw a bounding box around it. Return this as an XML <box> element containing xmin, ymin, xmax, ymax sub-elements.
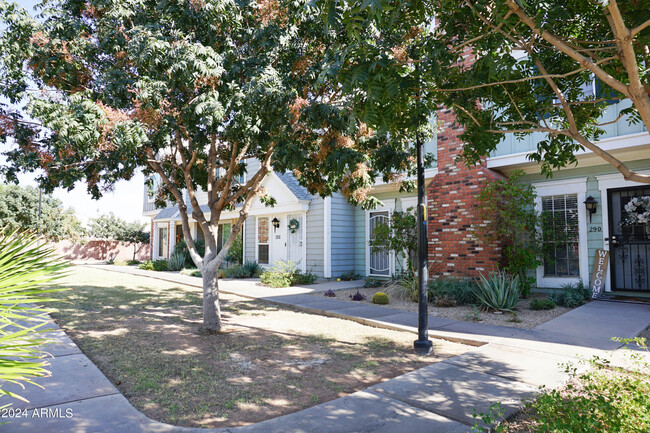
<box><xmin>201</xmin><ymin>265</ymin><xmax>223</xmax><ymax>332</ymax></box>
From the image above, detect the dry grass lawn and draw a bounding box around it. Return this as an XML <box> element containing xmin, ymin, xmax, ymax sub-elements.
<box><xmin>49</xmin><ymin>267</ymin><xmax>470</xmax><ymax>428</ymax></box>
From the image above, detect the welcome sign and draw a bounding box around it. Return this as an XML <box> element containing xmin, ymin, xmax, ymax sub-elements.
<box><xmin>590</xmin><ymin>249</ymin><xmax>609</xmax><ymax>298</ymax></box>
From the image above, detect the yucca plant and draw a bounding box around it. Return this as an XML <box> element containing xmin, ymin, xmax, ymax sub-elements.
<box><xmin>166</xmin><ymin>252</ymin><xmax>186</xmax><ymax>272</ymax></box>
<box><xmin>473</xmin><ymin>271</ymin><xmax>520</xmax><ymax>312</ymax></box>
<box><xmin>0</xmin><ymin>228</ymin><xmax>68</xmax><ymax>405</ymax></box>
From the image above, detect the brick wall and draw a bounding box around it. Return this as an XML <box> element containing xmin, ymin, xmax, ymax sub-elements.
<box><xmin>427</xmin><ymin>107</ymin><xmax>503</xmax><ymax>278</ymax></box>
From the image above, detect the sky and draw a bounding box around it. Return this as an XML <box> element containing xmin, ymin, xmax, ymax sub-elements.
<box><xmin>1</xmin><ymin>0</ymin><xmax>150</xmax><ymax>227</ymax></box>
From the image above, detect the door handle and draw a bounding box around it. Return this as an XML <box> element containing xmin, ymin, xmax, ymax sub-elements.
<box><xmin>605</xmin><ymin>236</ymin><xmax>619</xmax><ymax>246</ymax></box>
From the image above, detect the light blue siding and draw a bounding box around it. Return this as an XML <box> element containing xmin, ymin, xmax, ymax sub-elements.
<box><xmin>243</xmin><ymin>219</ymin><xmax>255</xmax><ymax>263</ymax></box>
<box><xmin>330</xmin><ymin>194</ymin><xmax>357</xmax><ymax>277</ymax></box>
<box><xmin>306</xmin><ymin>198</ymin><xmax>325</xmax><ymax>276</ymax></box>
<box><xmin>492</xmin><ymin>100</ymin><xmax>647</xmax><ymax>157</ymax></box>
<box><xmin>520</xmin><ymin>158</ymin><xmax>650</xmax><ymax>283</ymax></box>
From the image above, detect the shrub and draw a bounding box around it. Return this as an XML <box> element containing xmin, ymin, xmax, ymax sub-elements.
<box><xmin>180</xmin><ymin>268</ymin><xmax>202</xmax><ymax>277</ymax></box>
<box><xmin>127</xmin><ymin>259</ymin><xmax>141</xmax><ymax>265</ymax></box>
<box><xmin>521</xmin><ymin>342</ymin><xmax>649</xmax><ymax>433</ymax></box>
<box><xmin>371</xmin><ymin>292</ymin><xmax>389</xmax><ymax>304</ymax></box>
<box><xmin>166</xmin><ymin>252</ymin><xmax>186</xmax><ymax>271</ymax></box>
<box><xmin>324</xmin><ymin>289</ymin><xmax>336</xmax><ymax>297</ymax></box>
<box><xmin>173</xmin><ymin>239</ymin><xmax>205</xmax><ymax>268</ymax></box>
<box><xmin>139</xmin><ymin>260</ymin><xmax>154</xmax><ymax>270</ymax></box>
<box><xmin>530</xmin><ymin>298</ymin><xmax>556</xmax><ymax>310</ymax></box>
<box><xmin>473</xmin><ymin>271</ymin><xmax>520</xmax><ymax>312</ymax></box>
<box><xmin>139</xmin><ymin>259</ymin><xmax>168</xmax><ymax>271</ymax></box>
<box><xmin>391</xmin><ymin>269</ymin><xmax>418</xmax><ymax>302</ymax></box>
<box><xmin>260</xmin><ymin>261</ymin><xmax>296</xmax><ymax>287</ymax></box>
<box><xmin>349</xmin><ymin>290</ymin><xmax>366</xmax><ymax>301</ymax></box>
<box><xmin>260</xmin><ymin>261</ymin><xmax>316</xmax><ymax>287</ymax></box>
<box><xmin>293</xmin><ymin>271</ymin><xmax>317</xmax><ymax>285</ymax></box>
<box><xmin>340</xmin><ymin>271</ymin><xmax>361</xmax><ymax>281</ymax></box>
<box><xmin>238</xmin><ymin>260</ymin><xmax>262</xmax><ymax>278</ymax></box>
<box><xmin>364</xmin><ymin>278</ymin><xmax>383</xmax><ymax>288</ymax></box>
<box><xmin>433</xmin><ymin>294</ymin><xmax>458</xmax><ymax>308</ymax></box>
<box><xmin>550</xmin><ymin>281</ymin><xmax>591</xmax><ymax>308</ymax></box>
<box><xmin>428</xmin><ymin>277</ymin><xmax>478</xmax><ymax>305</ymax></box>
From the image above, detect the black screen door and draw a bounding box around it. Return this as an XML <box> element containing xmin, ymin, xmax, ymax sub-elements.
<box><xmin>608</xmin><ymin>186</ymin><xmax>650</xmax><ymax>292</ymax></box>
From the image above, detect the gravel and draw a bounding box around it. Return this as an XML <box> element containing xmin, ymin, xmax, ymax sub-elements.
<box><xmin>320</xmin><ymin>286</ymin><xmax>574</xmax><ymax>329</ymax></box>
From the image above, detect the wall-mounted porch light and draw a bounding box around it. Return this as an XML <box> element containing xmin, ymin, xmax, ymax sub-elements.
<box><xmin>271</xmin><ymin>217</ymin><xmax>280</xmax><ymax>231</ymax></box>
<box><xmin>584</xmin><ymin>196</ymin><xmax>598</xmax><ymax>223</ymax></box>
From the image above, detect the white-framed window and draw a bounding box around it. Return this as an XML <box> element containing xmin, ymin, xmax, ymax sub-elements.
<box><xmin>257</xmin><ymin>217</ymin><xmax>270</xmax><ymax>264</ymax></box>
<box><xmin>157</xmin><ymin>225</ymin><xmax>168</xmax><ymax>259</ymax></box>
<box><xmin>541</xmin><ymin>194</ymin><xmax>580</xmax><ymax>277</ymax></box>
<box><xmin>534</xmin><ymin>178</ymin><xmax>588</xmax><ymax>288</ymax></box>
<box><xmin>147</xmin><ymin>175</ymin><xmax>161</xmax><ymax>203</ymax></box>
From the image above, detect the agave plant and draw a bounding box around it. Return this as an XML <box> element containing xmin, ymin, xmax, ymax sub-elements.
<box><xmin>0</xmin><ymin>229</ymin><xmax>68</xmax><ymax>404</ymax></box>
<box><xmin>473</xmin><ymin>271</ymin><xmax>520</xmax><ymax>312</ymax></box>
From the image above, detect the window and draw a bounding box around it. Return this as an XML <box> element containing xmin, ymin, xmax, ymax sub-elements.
<box><xmin>217</xmin><ymin>223</ymin><xmax>232</xmax><ymax>253</ymax></box>
<box><xmin>147</xmin><ymin>175</ymin><xmax>161</xmax><ymax>203</ymax></box>
<box><xmin>541</xmin><ymin>194</ymin><xmax>579</xmax><ymax>277</ymax></box>
<box><xmin>158</xmin><ymin>226</ymin><xmax>168</xmax><ymax>259</ymax></box>
<box><xmin>257</xmin><ymin>217</ymin><xmax>269</xmax><ymax>264</ymax></box>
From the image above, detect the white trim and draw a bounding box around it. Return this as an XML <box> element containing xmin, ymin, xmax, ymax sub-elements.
<box><xmin>597</xmin><ymin>170</ymin><xmax>650</xmax><ymax>292</ymax></box>
<box><xmin>366</xmin><ymin>199</ymin><xmax>396</xmax><ymax>277</ymax></box>
<box><xmin>370</xmin><ymin>168</ymin><xmax>438</xmax><ymax>192</ymax></box>
<box><xmin>241</xmin><ymin>220</ymin><xmax>246</xmax><ymax>263</ymax></box>
<box><xmin>488</xmin><ymin>131</ymin><xmax>650</xmax><ymax>169</ymax></box>
<box><xmin>533</xmin><ymin>178</ymin><xmax>589</xmax><ymax>288</ymax></box>
<box><xmin>301</xmin><ymin>212</ymin><xmax>307</xmax><ymax>274</ymax></box>
<box><xmin>400</xmin><ymin>196</ymin><xmax>418</xmax><ymax>211</ymax></box>
<box><xmin>324</xmin><ymin>197</ymin><xmax>332</xmax><ymax>278</ymax></box>
<box><xmin>255</xmin><ymin>216</ymin><xmax>270</xmax><ymax>265</ymax></box>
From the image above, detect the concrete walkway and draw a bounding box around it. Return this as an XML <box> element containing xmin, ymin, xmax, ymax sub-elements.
<box><xmin>2</xmin><ymin>265</ymin><xmax>649</xmax><ymax>433</ymax></box>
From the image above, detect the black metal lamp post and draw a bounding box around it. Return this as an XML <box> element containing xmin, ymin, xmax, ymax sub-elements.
<box><xmin>413</xmin><ymin>130</ymin><xmax>433</xmax><ymax>356</ymax></box>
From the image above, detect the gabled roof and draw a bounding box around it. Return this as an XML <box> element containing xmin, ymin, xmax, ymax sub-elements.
<box><xmin>153</xmin><ymin>207</ymin><xmax>179</xmax><ymax>220</ymax></box>
<box><xmin>276</xmin><ymin>172</ymin><xmax>312</xmax><ymax>201</ymax></box>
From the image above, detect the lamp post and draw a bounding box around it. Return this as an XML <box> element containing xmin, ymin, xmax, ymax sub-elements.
<box><xmin>413</xmin><ymin>130</ymin><xmax>433</xmax><ymax>355</ymax></box>
<box><xmin>413</xmin><ymin>61</ymin><xmax>433</xmax><ymax>356</ymax></box>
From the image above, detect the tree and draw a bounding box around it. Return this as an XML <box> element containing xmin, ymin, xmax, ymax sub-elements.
<box><xmin>89</xmin><ymin>214</ymin><xmax>149</xmax><ymax>261</ymax></box>
<box><xmin>120</xmin><ymin>222</ymin><xmax>150</xmax><ymax>262</ymax></box>
<box><xmin>0</xmin><ymin>0</ymin><xmax>421</xmax><ymax>331</ymax></box>
<box><xmin>88</xmin><ymin>213</ymin><xmax>126</xmax><ymax>241</ymax></box>
<box><xmin>432</xmin><ymin>0</ymin><xmax>650</xmax><ymax>183</ymax></box>
<box><xmin>319</xmin><ymin>0</ymin><xmax>650</xmax><ymax>184</ymax></box>
<box><xmin>0</xmin><ymin>184</ymin><xmax>83</xmax><ymax>240</ymax></box>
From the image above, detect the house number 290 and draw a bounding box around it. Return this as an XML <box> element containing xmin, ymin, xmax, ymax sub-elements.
<box><xmin>589</xmin><ymin>226</ymin><xmax>602</xmax><ymax>232</ymax></box>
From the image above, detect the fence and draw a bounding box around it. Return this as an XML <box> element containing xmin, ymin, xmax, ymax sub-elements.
<box><xmin>50</xmin><ymin>239</ymin><xmax>150</xmax><ymax>263</ymax></box>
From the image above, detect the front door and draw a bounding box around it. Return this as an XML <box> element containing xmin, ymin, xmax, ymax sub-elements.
<box><xmin>270</xmin><ymin>215</ymin><xmax>285</xmax><ymax>265</ymax></box>
<box><xmin>287</xmin><ymin>214</ymin><xmax>304</xmax><ymax>270</ymax></box>
<box><xmin>608</xmin><ymin>186</ymin><xmax>650</xmax><ymax>292</ymax></box>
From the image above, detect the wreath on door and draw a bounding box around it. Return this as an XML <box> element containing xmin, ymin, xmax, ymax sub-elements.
<box><xmin>288</xmin><ymin>218</ymin><xmax>300</xmax><ymax>234</ymax></box>
<box><xmin>624</xmin><ymin>196</ymin><xmax>650</xmax><ymax>224</ymax></box>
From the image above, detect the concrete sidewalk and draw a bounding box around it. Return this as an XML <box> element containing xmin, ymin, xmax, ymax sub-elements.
<box><xmin>2</xmin><ymin>265</ymin><xmax>649</xmax><ymax>433</ymax></box>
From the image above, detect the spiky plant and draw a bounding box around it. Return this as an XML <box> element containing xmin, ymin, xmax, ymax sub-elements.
<box><xmin>473</xmin><ymin>271</ymin><xmax>520</xmax><ymax>312</ymax></box>
<box><xmin>0</xmin><ymin>229</ymin><xmax>68</xmax><ymax>405</ymax></box>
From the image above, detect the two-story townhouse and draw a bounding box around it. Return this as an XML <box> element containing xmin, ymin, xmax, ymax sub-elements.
<box><xmin>436</xmin><ymin>94</ymin><xmax>650</xmax><ymax>296</ymax></box>
<box><xmin>142</xmin><ymin>137</ymin><xmax>440</xmax><ymax>279</ymax></box>
<box><xmin>144</xmin><ymin>96</ymin><xmax>649</xmax><ymax>297</ymax></box>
